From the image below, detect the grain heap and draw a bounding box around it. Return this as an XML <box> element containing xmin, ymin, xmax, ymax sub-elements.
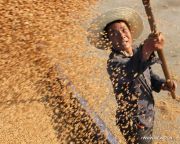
<box><xmin>0</xmin><ymin>0</ymin><xmax>113</xmax><ymax>143</ymax></box>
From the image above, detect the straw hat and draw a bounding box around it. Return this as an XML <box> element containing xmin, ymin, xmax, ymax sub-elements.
<box><xmin>88</xmin><ymin>7</ymin><xmax>144</xmax><ymax>49</ymax></box>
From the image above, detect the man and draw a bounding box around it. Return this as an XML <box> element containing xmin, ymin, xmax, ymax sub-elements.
<box><xmin>89</xmin><ymin>7</ymin><xmax>176</xmax><ymax>144</ymax></box>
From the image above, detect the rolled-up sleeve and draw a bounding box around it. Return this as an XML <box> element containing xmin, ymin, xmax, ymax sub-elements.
<box><xmin>150</xmin><ymin>69</ymin><xmax>165</xmax><ymax>93</ymax></box>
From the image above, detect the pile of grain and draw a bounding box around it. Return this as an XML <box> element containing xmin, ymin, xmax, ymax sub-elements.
<box><xmin>0</xmin><ymin>0</ymin><xmax>115</xmax><ymax>143</ymax></box>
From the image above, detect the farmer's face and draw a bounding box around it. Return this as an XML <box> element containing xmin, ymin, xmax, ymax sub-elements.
<box><xmin>106</xmin><ymin>21</ymin><xmax>132</xmax><ymax>52</ymax></box>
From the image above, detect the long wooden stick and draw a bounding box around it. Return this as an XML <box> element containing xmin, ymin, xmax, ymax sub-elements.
<box><xmin>142</xmin><ymin>0</ymin><xmax>176</xmax><ymax>99</ymax></box>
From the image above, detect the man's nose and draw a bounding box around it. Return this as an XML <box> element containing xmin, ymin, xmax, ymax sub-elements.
<box><xmin>119</xmin><ymin>31</ymin><xmax>126</xmax><ymax>39</ymax></box>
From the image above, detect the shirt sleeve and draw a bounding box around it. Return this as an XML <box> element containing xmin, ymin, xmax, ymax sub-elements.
<box><xmin>150</xmin><ymin>68</ymin><xmax>165</xmax><ymax>93</ymax></box>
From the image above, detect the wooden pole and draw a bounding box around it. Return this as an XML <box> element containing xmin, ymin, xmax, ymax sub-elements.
<box><xmin>142</xmin><ymin>0</ymin><xmax>176</xmax><ymax>99</ymax></box>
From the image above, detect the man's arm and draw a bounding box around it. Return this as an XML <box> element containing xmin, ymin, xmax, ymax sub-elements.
<box><xmin>150</xmin><ymin>68</ymin><xmax>177</xmax><ymax>93</ymax></box>
<box><xmin>150</xmin><ymin>68</ymin><xmax>165</xmax><ymax>93</ymax></box>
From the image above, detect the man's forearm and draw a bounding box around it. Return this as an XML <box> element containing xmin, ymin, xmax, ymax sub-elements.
<box><xmin>142</xmin><ymin>44</ymin><xmax>154</xmax><ymax>61</ymax></box>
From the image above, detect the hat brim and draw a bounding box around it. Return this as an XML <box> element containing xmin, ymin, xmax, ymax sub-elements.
<box><xmin>88</xmin><ymin>7</ymin><xmax>144</xmax><ymax>50</ymax></box>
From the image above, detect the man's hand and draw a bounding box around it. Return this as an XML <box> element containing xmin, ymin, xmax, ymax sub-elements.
<box><xmin>147</xmin><ymin>32</ymin><xmax>165</xmax><ymax>51</ymax></box>
<box><xmin>161</xmin><ymin>79</ymin><xmax>177</xmax><ymax>92</ymax></box>
<box><xmin>142</xmin><ymin>32</ymin><xmax>165</xmax><ymax>61</ymax></box>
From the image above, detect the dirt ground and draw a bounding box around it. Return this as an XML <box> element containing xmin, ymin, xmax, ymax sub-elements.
<box><xmin>0</xmin><ymin>0</ymin><xmax>180</xmax><ymax>143</ymax></box>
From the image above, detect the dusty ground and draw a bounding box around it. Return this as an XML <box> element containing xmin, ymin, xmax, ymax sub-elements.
<box><xmin>0</xmin><ymin>0</ymin><xmax>180</xmax><ymax>143</ymax></box>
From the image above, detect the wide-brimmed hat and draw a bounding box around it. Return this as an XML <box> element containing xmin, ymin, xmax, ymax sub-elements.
<box><xmin>88</xmin><ymin>7</ymin><xmax>144</xmax><ymax>49</ymax></box>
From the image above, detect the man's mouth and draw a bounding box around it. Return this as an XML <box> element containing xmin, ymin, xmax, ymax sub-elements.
<box><xmin>116</xmin><ymin>40</ymin><xmax>129</xmax><ymax>48</ymax></box>
<box><xmin>122</xmin><ymin>40</ymin><xmax>129</xmax><ymax>46</ymax></box>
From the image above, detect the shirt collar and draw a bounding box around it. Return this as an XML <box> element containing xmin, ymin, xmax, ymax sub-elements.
<box><xmin>112</xmin><ymin>48</ymin><xmax>133</xmax><ymax>57</ymax></box>
<box><xmin>119</xmin><ymin>50</ymin><xmax>133</xmax><ymax>57</ymax></box>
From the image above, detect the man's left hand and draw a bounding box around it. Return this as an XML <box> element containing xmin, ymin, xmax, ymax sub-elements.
<box><xmin>161</xmin><ymin>79</ymin><xmax>177</xmax><ymax>92</ymax></box>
